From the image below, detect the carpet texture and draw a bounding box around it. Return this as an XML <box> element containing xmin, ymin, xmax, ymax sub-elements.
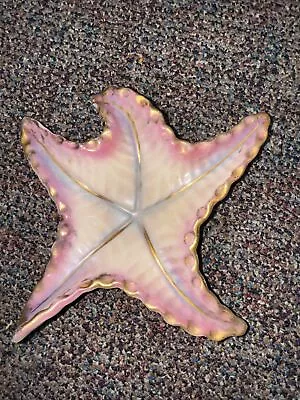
<box><xmin>1</xmin><ymin>1</ymin><xmax>298</xmax><ymax>399</ymax></box>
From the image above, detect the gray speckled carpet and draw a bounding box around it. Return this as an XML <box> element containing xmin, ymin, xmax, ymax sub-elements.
<box><xmin>1</xmin><ymin>1</ymin><xmax>298</xmax><ymax>399</ymax></box>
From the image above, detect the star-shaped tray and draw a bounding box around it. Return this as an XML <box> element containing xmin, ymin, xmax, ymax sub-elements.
<box><xmin>13</xmin><ymin>88</ymin><xmax>270</xmax><ymax>342</ymax></box>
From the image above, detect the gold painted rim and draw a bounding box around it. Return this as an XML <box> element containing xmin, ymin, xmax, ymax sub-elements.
<box><xmin>15</xmin><ymin>87</ymin><xmax>270</xmax><ymax>342</ymax></box>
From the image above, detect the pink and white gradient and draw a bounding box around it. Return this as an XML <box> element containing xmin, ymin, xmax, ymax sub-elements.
<box><xmin>13</xmin><ymin>88</ymin><xmax>270</xmax><ymax>342</ymax></box>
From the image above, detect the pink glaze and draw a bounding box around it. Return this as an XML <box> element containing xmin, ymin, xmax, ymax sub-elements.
<box><xmin>13</xmin><ymin>88</ymin><xmax>270</xmax><ymax>342</ymax></box>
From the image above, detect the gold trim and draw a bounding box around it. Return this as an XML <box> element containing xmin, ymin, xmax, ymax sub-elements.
<box><xmin>110</xmin><ymin>102</ymin><xmax>142</xmax><ymax>211</ymax></box>
<box><xmin>142</xmin><ymin>226</ymin><xmax>211</xmax><ymax>317</ymax></box>
<box><xmin>74</xmin><ymin>219</ymin><xmax>132</xmax><ymax>270</ymax></box>
<box><xmin>16</xmin><ymin>88</ymin><xmax>269</xmax><ymax>342</ymax></box>
<box><xmin>27</xmin><ymin>218</ymin><xmax>132</xmax><ymax>317</ymax></box>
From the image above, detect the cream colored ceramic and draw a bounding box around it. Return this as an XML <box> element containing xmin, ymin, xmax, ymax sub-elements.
<box><xmin>13</xmin><ymin>88</ymin><xmax>270</xmax><ymax>342</ymax></box>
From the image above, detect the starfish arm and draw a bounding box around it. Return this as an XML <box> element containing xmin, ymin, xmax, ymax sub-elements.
<box><xmin>14</xmin><ymin>119</ymin><xmax>131</xmax><ymax>342</ymax></box>
<box><xmin>144</xmin><ymin>112</ymin><xmax>270</xmax><ymax>212</ymax></box>
<box><xmin>97</xmin><ymin>87</ymin><xmax>186</xmax><ymax>209</ymax></box>
<box><xmin>20</xmin><ymin>109</ymin><xmax>138</xmax><ymax>212</ymax></box>
<box><xmin>141</xmin><ymin>206</ymin><xmax>246</xmax><ymax>341</ymax></box>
